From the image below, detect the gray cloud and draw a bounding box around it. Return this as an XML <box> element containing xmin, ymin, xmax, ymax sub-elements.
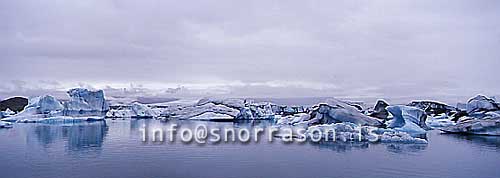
<box><xmin>1</xmin><ymin>0</ymin><xmax>499</xmax><ymax>99</ymax></box>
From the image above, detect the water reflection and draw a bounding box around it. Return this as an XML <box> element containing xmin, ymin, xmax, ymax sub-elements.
<box><xmin>311</xmin><ymin>141</ymin><xmax>370</xmax><ymax>152</ymax></box>
<box><xmin>384</xmin><ymin>143</ymin><xmax>427</xmax><ymax>153</ymax></box>
<box><xmin>31</xmin><ymin>121</ymin><xmax>108</xmax><ymax>153</ymax></box>
<box><xmin>443</xmin><ymin>133</ymin><xmax>500</xmax><ymax>149</ymax></box>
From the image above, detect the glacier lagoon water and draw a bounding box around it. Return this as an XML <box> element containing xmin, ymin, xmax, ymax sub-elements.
<box><xmin>1</xmin><ymin>119</ymin><xmax>499</xmax><ymax>178</ymax></box>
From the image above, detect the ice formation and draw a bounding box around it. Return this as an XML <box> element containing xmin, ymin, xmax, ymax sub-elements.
<box><xmin>305</xmin><ymin>123</ymin><xmax>427</xmax><ymax>144</ymax></box>
<box><xmin>466</xmin><ymin>95</ymin><xmax>499</xmax><ymax>114</ymax></box>
<box><xmin>166</xmin><ymin>102</ymin><xmax>239</xmax><ymax>120</ymax></box>
<box><xmin>440</xmin><ymin>117</ymin><xmax>500</xmax><ymax>136</ymax></box>
<box><xmin>430</xmin><ymin>94</ymin><xmax>500</xmax><ymax>135</ymax></box>
<box><xmin>196</xmin><ymin>97</ymin><xmax>245</xmax><ymax>109</ymax></box>
<box><xmin>308</xmin><ymin>100</ymin><xmax>382</xmax><ymax>126</ymax></box>
<box><xmin>63</xmin><ymin>88</ymin><xmax>110</xmax><ymax>116</ymax></box>
<box><xmin>275</xmin><ymin>113</ymin><xmax>311</xmax><ymax>125</ymax></box>
<box><xmin>368</xmin><ymin>99</ymin><xmax>390</xmax><ymax>120</ymax></box>
<box><xmin>426</xmin><ymin>114</ymin><xmax>455</xmax><ymax>128</ymax></box>
<box><xmin>189</xmin><ymin>112</ymin><xmax>234</xmax><ymax>120</ymax></box>
<box><xmin>2</xmin><ymin>95</ymin><xmax>65</xmax><ymax>122</ymax></box>
<box><xmin>386</xmin><ymin>105</ymin><xmax>429</xmax><ymax>134</ymax></box>
<box><xmin>2</xmin><ymin>88</ymin><xmax>108</xmax><ymax>123</ymax></box>
<box><xmin>131</xmin><ymin>102</ymin><xmax>157</xmax><ymax>118</ymax></box>
<box><xmin>0</xmin><ymin>121</ymin><xmax>13</xmax><ymax>128</ymax></box>
<box><xmin>16</xmin><ymin>116</ymin><xmax>104</xmax><ymax>124</ymax></box>
<box><xmin>1</xmin><ymin>108</ymin><xmax>15</xmax><ymax>117</ymax></box>
<box><xmin>159</xmin><ymin>98</ymin><xmax>279</xmax><ymax>120</ymax></box>
<box><xmin>407</xmin><ymin>100</ymin><xmax>457</xmax><ymax>116</ymax></box>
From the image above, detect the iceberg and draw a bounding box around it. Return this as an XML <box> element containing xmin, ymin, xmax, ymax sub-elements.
<box><xmin>466</xmin><ymin>95</ymin><xmax>499</xmax><ymax>114</ymax></box>
<box><xmin>440</xmin><ymin>117</ymin><xmax>500</xmax><ymax>136</ymax></box>
<box><xmin>386</xmin><ymin>105</ymin><xmax>429</xmax><ymax>134</ymax></box>
<box><xmin>368</xmin><ymin>99</ymin><xmax>390</xmax><ymax>120</ymax></box>
<box><xmin>275</xmin><ymin>113</ymin><xmax>311</xmax><ymax>125</ymax></box>
<box><xmin>105</xmin><ymin>103</ymin><xmax>158</xmax><ymax>118</ymax></box>
<box><xmin>2</xmin><ymin>95</ymin><xmax>64</xmax><ymax>122</ymax></box>
<box><xmin>4</xmin><ymin>88</ymin><xmax>110</xmax><ymax>123</ymax></box>
<box><xmin>305</xmin><ymin>123</ymin><xmax>427</xmax><ymax>144</ymax></box>
<box><xmin>166</xmin><ymin>102</ymin><xmax>239</xmax><ymax>120</ymax></box>
<box><xmin>1</xmin><ymin>108</ymin><xmax>16</xmax><ymax>117</ymax></box>
<box><xmin>189</xmin><ymin>112</ymin><xmax>234</xmax><ymax>120</ymax></box>
<box><xmin>308</xmin><ymin>99</ymin><xmax>383</xmax><ymax>126</ymax></box>
<box><xmin>379</xmin><ymin>131</ymin><xmax>428</xmax><ymax>144</ymax></box>
<box><xmin>131</xmin><ymin>102</ymin><xmax>157</xmax><ymax>118</ymax></box>
<box><xmin>236</xmin><ymin>102</ymin><xmax>276</xmax><ymax>120</ymax></box>
<box><xmin>196</xmin><ymin>97</ymin><xmax>245</xmax><ymax>109</ymax></box>
<box><xmin>106</xmin><ymin>107</ymin><xmax>135</xmax><ymax>118</ymax></box>
<box><xmin>16</xmin><ymin>116</ymin><xmax>104</xmax><ymax>124</ymax></box>
<box><xmin>161</xmin><ymin>98</ymin><xmax>278</xmax><ymax>120</ymax></box>
<box><xmin>0</xmin><ymin>121</ymin><xmax>13</xmax><ymax>128</ymax></box>
<box><xmin>426</xmin><ymin>114</ymin><xmax>455</xmax><ymax>128</ymax></box>
<box><xmin>24</xmin><ymin>95</ymin><xmax>64</xmax><ymax>114</ymax></box>
<box><xmin>63</xmin><ymin>88</ymin><xmax>110</xmax><ymax>116</ymax></box>
<box><xmin>198</xmin><ymin>98</ymin><xmax>278</xmax><ymax>120</ymax></box>
<box><xmin>407</xmin><ymin>100</ymin><xmax>457</xmax><ymax>116</ymax></box>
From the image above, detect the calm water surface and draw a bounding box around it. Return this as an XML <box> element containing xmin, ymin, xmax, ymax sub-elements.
<box><xmin>1</xmin><ymin>119</ymin><xmax>499</xmax><ymax>178</ymax></box>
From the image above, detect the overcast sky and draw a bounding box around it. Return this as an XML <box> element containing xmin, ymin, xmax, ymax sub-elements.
<box><xmin>1</xmin><ymin>0</ymin><xmax>499</xmax><ymax>100</ymax></box>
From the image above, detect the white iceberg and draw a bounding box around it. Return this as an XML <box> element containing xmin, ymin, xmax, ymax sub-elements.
<box><xmin>189</xmin><ymin>112</ymin><xmax>234</xmax><ymax>120</ymax></box>
<box><xmin>2</xmin><ymin>95</ymin><xmax>64</xmax><ymax>122</ymax></box>
<box><xmin>196</xmin><ymin>97</ymin><xmax>244</xmax><ymax>109</ymax></box>
<box><xmin>1</xmin><ymin>108</ymin><xmax>16</xmax><ymax>117</ymax></box>
<box><xmin>426</xmin><ymin>114</ymin><xmax>455</xmax><ymax>128</ymax></box>
<box><xmin>3</xmin><ymin>88</ymin><xmax>110</xmax><ymax>123</ymax></box>
<box><xmin>466</xmin><ymin>95</ymin><xmax>499</xmax><ymax>114</ymax></box>
<box><xmin>305</xmin><ymin>123</ymin><xmax>427</xmax><ymax>144</ymax></box>
<box><xmin>63</xmin><ymin>88</ymin><xmax>110</xmax><ymax>116</ymax></box>
<box><xmin>167</xmin><ymin>102</ymin><xmax>239</xmax><ymax>120</ymax></box>
<box><xmin>440</xmin><ymin>117</ymin><xmax>500</xmax><ymax>136</ymax></box>
<box><xmin>131</xmin><ymin>102</ymin><xmax>157</xmax><ymax>118</ymax></box>
<box><xmin>379</xmin><ymin>131</ymin><xmax>428</xmax><ymax>144</ymax></box>
<box><xmin>275</xmin><ymin>113</ymin><xmax>311</xmax><ymax>125</ymax></box>
<box><xmin>0</xmin><ymin>121</ymin><xmax>13</xmax><ymax>128</ymax></box>
<box><xmin>16</xmin><ymin>116</ymin><xmax>104</xmax><ymax>124</ymax></box>
<box><xmin>308</xmin><ymin>99</ymin><xmax>383</xmax><ymax>126</ymax></box>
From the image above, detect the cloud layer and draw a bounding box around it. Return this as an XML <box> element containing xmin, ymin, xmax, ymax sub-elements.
<box><xmin>1</xmin><ymin>0</ymin><xmax>499</xmax><ymax>99</ymax></box>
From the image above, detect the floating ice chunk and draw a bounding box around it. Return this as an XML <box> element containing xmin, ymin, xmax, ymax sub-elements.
<box><xmin>63</xmin><ymin>88</ymin><xmax>109</xmax><ymax>116</ymax></box>
<box><xmin>106</xmin><ymin>108</ymin><xmax>135</xmax><ymax>118</ymax></box>
<box><xmin>5</xmin><ymin>95</ymin><xmax>64</xmax><ymax>122</ymax></box>
<box><xmin>236</xmin><ymin>107</ymin><xmax>254</xmax><ymax>120</ymax></box>
<box><xmin>276</xmin><ymin>113</ymin><xmax>310</xmax><ymax>125</ymax></box>
<box><xmin>196</xmin><ymin>97</ymin><xmax>245</xmax><ymax>109</ymax></box>
<box><xmin>169</xmin><ymin>103</ymin><xmax>239</xmax><ymax>120</ymax></box>
<box><xmin>2</xmin><ymin>108</ymin><xmax>15</xmax><ymax>117</ymax></box>
<box><xmin>304</xmin><ymin>123</ymin><xmax>427</xmax><ymax>144</ymax></box>
<box><xmin>0</xmin><ymin>121</ymin><xmax>13</xmax><ymax>128</ymax></box>
<box><xmin>368</xmin><ymin>99</ymin><xmax>389</xmax><ymax>120</ymax></box>
<box><xmin>407</xmin><ymin>100</ymin><xmax>457</xmax><ymax>116</ymax></box>
<box><xmin>25</xmin><ymin>95</ymin><xmax>64</xmax><ymax>114</ymax></box>
<box><xmin>379</xmin><ymin>131</ymin><xmax>428</xmax><ymax>144</ymax></box>
<box><xmin>131</xmin><ymin>102</ymin><xmax>157</xmax><ymax>118</ymax></box>
<box><xmin>440</xmin><ymin>117</ymin><xmax>500</xmax><ymax>136</ymax></box>
<box><xmin>189</xmin><ymin>112</ymin><xmax>234</xmax><ymax>120</ymax></box>
<box><xmin>466</xmin><ymin>95</ymin><xmax>499</xmax><ymax>114</ymax></box>
<box><xmin>16</xmin><ymin>116</ymin><xmax>104</xmax><ymax>124</ymax></box>
<box><xmin>386</xmin><ymin>105</ymin><xmax>429</xmax><ymax>134</ymax></box>
<box><xmin>310</xmin><ymin>101</ymin><xmax>382</xmax><ymax>126</ymax></box>
<box><xmin>426</xmin><ymin>114</ymin><xmax>455</xmax><ymax>128</ymax></box>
